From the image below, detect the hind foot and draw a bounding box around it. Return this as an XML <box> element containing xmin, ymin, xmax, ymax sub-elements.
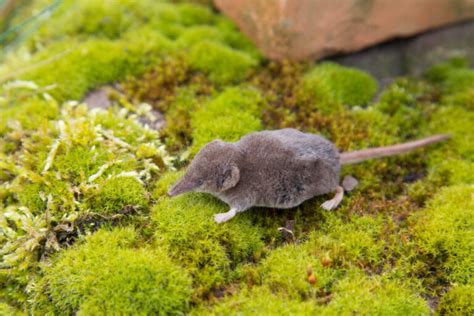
<box><xmin>214</xmin><ymin>208</ymin><xmax>237</xmax><ymax>223</ymax></box>
<box><xmin>321</xmin><ymin>186</ymin><xmax>344</xmax><ymax>211</ymax></box>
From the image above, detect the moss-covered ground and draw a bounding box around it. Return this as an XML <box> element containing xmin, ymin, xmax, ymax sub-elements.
<box><xmin>0</xmin><ymin>1</ymin><xmax>473</xmax><ymax>315</ymax></box>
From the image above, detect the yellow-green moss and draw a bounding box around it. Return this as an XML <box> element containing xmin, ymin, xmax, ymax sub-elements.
<box><xmin>436</xmin><ymin>284</ymin><xmax>474</xmax><ymax>315</ymax></box>
<box><xmin>426</xmin><ymin>58</ymin><xmax>474</xmax><ymax>94</ymax></box>
<box><xmin>0</xmin><ymin>94</ymin><xmax>59</xmax><ymax>136</ymax></box>
<box><xmin>190</xmin><ymin>87</ymin><xmax>263</xmax><ymax>154</ymax></box>
<box><xmin>192</xmin><ymin>286</ymin><xmax>316</xmax><ymax>315</ymax></box>
<box><xmin>152</xmin><ymin>174</ymin><xmax>263</xmax><ymax>297</ymax></box>
<box><xmin>374</xmin><ymin>79</ymin><xmax>435</xmax><ymax>139</ymax></box>
<box><xmin>89</xmin><ymin>176</ymin><xmax>148</xmax><ymax>214</ymax></box>
<box><xmin>307</xmin><ymin>212</ymin><xmax>385</xmax><ymax>269</ymax></box>
<box><xmin>33</xmin><ymin>227</ymin><xmax>192</xmax><ymax>315</ymax></box>
<box><xmin>411</xmin><ymin>185</ymin><xmax>474</xmax><ymax>284</ymax></box>
<box><xmin>18</xmin><ymin>34</ymin><xmax>172</xmax><ymax>101</ymax></box>
<box><xmin>188</xmin><ymin>41</ymin><xmax>258</xmax><ymax>85</ymax></box>
<box><xmin>258</xmin><ymin>243</ymin><xmax>339</xmax><ymax>300</ymax></box>
<box><xmin>428</xmin><ymin>106</ymin><xmax>474</xmax><ymax>160</ymax></box>
<box><xmin>304</xmin><ymin>62</ymin><xmax>378</xmax><ymax>107</ymax></box>
<box><xmin>314</xmin><ymin>271</ymin><xmax>429</xmax><ymax>315</ymax></box>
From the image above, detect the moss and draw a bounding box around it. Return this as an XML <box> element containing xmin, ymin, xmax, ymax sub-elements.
<box><xmin>152</xmin><ymin>176</ymin><xmax>263</xmax><ymax>297</ymax></box>
<box><xmin>426</xmin><ymin>58</ymin><xmax>474</xmax><ymax>94</ymax></box>
<box><xmin>188</xmin><ymin>40</ymin><xmax>258</xmax><ymax>85</ymax></box>
<box><xmin>0</xmin><ymin>94</ymin><xmax>59</xmax><ymax>136</ymax></box>
<box><xmin>161</xmin><ymin>87</ymin><xmax>204</xmax><ymax>152</ymax></box>
<box><xmin>258</xmin><ymin>243</ymin><xmax>339</xmax><ymax>299</ymax></box>
<box><xmin>306</xmin><ymin>212</ymin><xmax>385</xmax><ymax>270</ymax></box>
<box><xmin>304</xmin><ymin>62</ymin><xmax>378</xmax><ymax>107</ymax></box>
<box><xmin>314</xmin><ymin>271</ymin><xmax>429</xmax><ymax>315</ymax></box>
<box><xmin>193</xmin><ymin>286</ymin><xmax>316</xmax><ymax>315</ymax></box>
<box><xmin>436</xmin><ymin>284</ymin><xmax>474</xmax><ymax>315</ymax></box>
<box><xmin>0</xmin><ymin>99</ymin><xmax>172</xmax><ymax>285</ymax></box>
<box><xmin>89</xmin><ymin>176</ymin><xmax>148</xmax><ymax>214</ymax></box>
<box><xmin>429</xmin><ymin>106</ymin><xmax>474</xmax><ymax>160</ymax></box>
<box><xmin>411</xmin><ymin>185</ymin><xmax>474</xmax><ymax>284</ymax></box>
<box><xmin>190</xmin><ymin>87</ymin><xmax>263</xmax><ymax>154</ymax></box>
<box><xmin>0</xmin><ymin>302</ymin><xmax>23</xmax><ymax>316</ymax></box>
<box><xmin>18</xmin><ymin>33</ymin><xmax>172</xmax><ymax>101</ymax></box>
<box><xmin>374</xmin><ymin>78</ymin><xmax>436</xmax><ymax>139</ymax></box>
<box><xmin>120</xmin><ymin>56</ymin><xmax>191</xmax><ymax>106</ymax></box>
<box><xmin>442</xmin><ymin>87</ymin><xmax>474</xmax><ymax>111</ymax></box>
<box><xmin>176</xmin><ymin>25</ymin><xmax>224</xmax><ymax>48</ymax></box>
<box><xmin>33</xmin><ymin>227</ymin><xmax>192</xmax><ymax>315</ymax></box>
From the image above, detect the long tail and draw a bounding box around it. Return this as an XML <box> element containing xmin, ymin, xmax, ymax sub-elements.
<box><xmin>339</xmin><ymin>134</ymin><xmax>450</xmax><ymax>165</ymax></box>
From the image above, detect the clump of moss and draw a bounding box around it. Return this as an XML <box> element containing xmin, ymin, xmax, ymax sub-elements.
<box><xmin>161</xmin><ymin>87</ymin><xmax>206</xmax><ymax>152</ymax></box>
<box><xmin>120</xmin><ymin>56</ymin><xmax>192</xmax><ymax>106</ymax></box>
<box><xmin>188</xmin><ymin>40</ymin><xmax>258</xmax><ymax>85</ymax></box>
<box><xmin>374</xmin><ymin>78</ymin><xmax>437</xmax><ymax>139</ymax></box>
<box><xmin>0</xmin><ymin>82</ymin><xmax>59</xmax><ymax>135</ymax></box>
<box><xmin>304</xmin><ymin>62</ymin><xmax>378</xmax><ymax>107</ymax></box>
<box><xmin>33</xmin><ymin>227</ymin><xmax>192</xmax><ymax>315</ymax></box>
<box><xmin>193</xmin><ymin>286</ymin><xmax>316</xmax><ymax>315</ymax></box>
<box><xmin>314</xmin><ymin>271</ymin><xmax>429</xmax><ymax>315</ymax></box>
<box><xmin>0</xmin><ymin>88</ymin><xmax>173</xmax><ymax>291</ymax></box>
<box><xmin>17</xmin><ymin>33</ymin><xmax>173</xmax><ymax>101</ymax></box>
<box><xmin>190</xmin><ymin>87</ymin><xmax>263</xmax><ymax>154</ymax></box>
<box><xmin>152</xmin><ymin>173</ymin><xmax>263</xmax><ymax>297</ymax></box>
<box><xmin>426</xmin><ymin>58</ymin><xmax>474</xmax><ymax>94</ymax></box>
<box><xmin>89</xmin><ymin>176</ymin><xmax>148</xmax><ymax>214</ymax></box>
<box><xmin>306</xmin><ymin>212</ymin><xmax>385</xmax><ymax>270</ymax></box>
<box><xmin>258</xmin><ymin>243</ymin><xmax>339</xmax><ymax>300</ymax></box>
<box><xmin>411</xmin><ymin>185</ymin><xmax>474</xmax><ymax>285</ymax></box>
<box><xmin>436</xmin><ymin>284</ymin><xmax>473</xmax><ymax>315</ymax></box>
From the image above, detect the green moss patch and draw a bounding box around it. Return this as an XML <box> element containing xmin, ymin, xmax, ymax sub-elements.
<box><xmin>190</xmin><ymin>87</ymin><xmax>264</xmax><ymax>154</ymax></box>
<box><xmin>152</xmin><ymin>182</ymin><xmax>263</xmax><ymax>297</ymax></box>
<box><xmin>33</xmin><ymin>227</ymin><xmax>192</xmax><ymax>315</ymax></box>
<box><xmin>188</xmin><ymin>40</ymin><xmax>258</xmax><ymax>85</ymax></box>
<box><xmin>314</xmin><ymin>271</ymin><xmax>429</xmax><ymax>315</ymax></box>
<box><xmin>304</xmin><ymin>62</ymin><xmax>378</xmax><ymax>107</ymax></box>
<box><xmin>411</xmin><ymin>185</ymin><xmax>474</xmax><ymax>285</ymax></box>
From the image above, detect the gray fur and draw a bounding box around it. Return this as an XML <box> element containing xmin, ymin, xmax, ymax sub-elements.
<box><xmin>168</xmin><ymin>128</ymin><xmax>340</xmax><ymax>212</ymax></box>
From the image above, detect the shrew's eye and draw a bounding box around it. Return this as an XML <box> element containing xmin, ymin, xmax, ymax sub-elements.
<box><xmin>196</xmin><ymin>178</ymin><xmax>204</xmax><ymax>186</ymax></box>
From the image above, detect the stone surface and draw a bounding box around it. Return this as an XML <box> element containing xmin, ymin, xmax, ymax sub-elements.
<box><xmin>331</xmin><ymin>20</ymin><xmax>474</xmax><ymax>82</ymax></box>
<box><xmin>214</xmin><ymin>0</ymin><xmax>474</xmax><ymax>60</ymax></box>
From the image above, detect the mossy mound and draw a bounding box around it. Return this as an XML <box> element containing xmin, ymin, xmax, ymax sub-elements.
<box><xmin>304</xmin><ymin>62</ymin><xmax>379</xmax><ymax>107</ymax></box>
<box><xmin>33</xmin><ymin>227</ymin><xmax>192</xmax><ymax>315</ymax></box>
<box><xmin>436</xmin><ymin>284</ymin><xmax>474</xmax><ymax>315</ymax></box>
<box><xmin>411</xmin><ymin>185</ymin><xmax>474</xmax><ymax>285</ymax></box>
<box><xmin>190</xmin><ymin>87</ymin><xmax>264</xmax><ymax>154</ymax></box>
<box><xmin>313</xmin><ymin>271</ymin><xmax>429</xmax><ymax>315</ymax></box>
<box><xmin>152</xmin><ymin>173</ymin><xmax>263</xmax><ymax>297</ymax></box>
<box><xmin>1</xmin><ymin>0</ymin><xmax>473</xmax><ymax>314</ymax></box>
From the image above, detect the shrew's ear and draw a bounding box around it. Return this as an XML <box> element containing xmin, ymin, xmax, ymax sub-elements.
<box><xmin>218</xmin><ymin>163</ymin><xmax>240</xmax><ymax>191</ymax></box>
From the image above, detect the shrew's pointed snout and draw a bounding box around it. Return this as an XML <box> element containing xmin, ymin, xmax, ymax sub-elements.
<box><xmin>168</xmin><ymin>177</ymin><xmax>198</xmax><ymax>197</ymax></box>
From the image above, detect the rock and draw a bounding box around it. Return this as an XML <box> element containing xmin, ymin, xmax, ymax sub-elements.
<box><xmin>84</xmin><ymin>87</ymin><xmax>165</xmax><ymax>131</ymax></box>
<box><xmin>342</xmin><ymin>175</ymin><xmax>358</xmax><ymax>192</ymax></box>
<box><xmin>83</xmin><ymin>88</ymin><xmax>111</xmax><ymax>110</ymax></box>
<box><xmin>331</xmin><ymin>20</ymin><xmax>474</xmax><ymax>82</ymax></box>
<box><xmin>214</xmin><ymin>0</ymin><xmax>474</xmax><ymax>61</ymax></box>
